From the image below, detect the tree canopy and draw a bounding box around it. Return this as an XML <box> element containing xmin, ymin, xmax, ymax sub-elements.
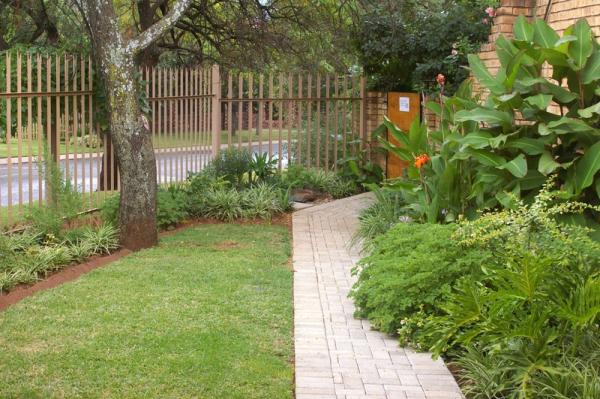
<box><xmin>354</xmin><ymin>0</ymin><xmax>495</xmax><ymax>94</ymax></box>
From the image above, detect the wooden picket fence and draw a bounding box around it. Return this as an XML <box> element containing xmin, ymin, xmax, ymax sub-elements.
<box><xmin>0</xmin><ymin>51</ymin><xmax>366</xmax><ymax>228</ymax></box>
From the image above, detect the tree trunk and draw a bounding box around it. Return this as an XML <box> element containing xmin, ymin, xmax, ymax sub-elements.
<box><xmin>135</xmin><ymin>0</ymin><xmax>160</xmax><ymax>68</ymax></box>
<box><xmin>80</xmin><ymin>0</ymin><xmax>158</xmax><ymax>250</ymax></box>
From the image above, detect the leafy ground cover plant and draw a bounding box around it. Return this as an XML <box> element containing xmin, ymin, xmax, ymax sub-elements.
<box><xmin>0</xmin><ymin>224</ymin><xmax>119</xmax><ymax>292</ymax></box>
<box><xmin>423</xmin><ymin>182</ymin><xmax>600</xmax><ymax>398</ymax></box>
<box><xmin>284</xmin><ymin>165</ymin><xmax>358</xmax><ymax>199</ymax></box>
<box><xmin>350</xmin><ymin>221</ymin><xmax>494</xmax><ymax>349</ymax></box>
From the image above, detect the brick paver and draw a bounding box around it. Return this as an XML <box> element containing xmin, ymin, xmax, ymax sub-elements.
<box><xmin>293</xmin><ymin>193</ymin><xmax>463</xmax><ymax>399</ymax></box>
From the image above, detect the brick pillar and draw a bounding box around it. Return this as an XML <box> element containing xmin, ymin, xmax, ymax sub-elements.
<box><xmin>365</xmin><ymin>92</ymin><xmax>388</xmax><ymax>170</ymax></box>
<box><xmin>476</xmin><ymin>0</ymin><xmax>535</xmax><ymax>93</ymax></box>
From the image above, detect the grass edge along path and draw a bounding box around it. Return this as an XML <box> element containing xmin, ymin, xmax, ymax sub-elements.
<box><xmin>0</xmin><ymin>224</ymin><xmax>293</xmax><ymax>399</ymax></box>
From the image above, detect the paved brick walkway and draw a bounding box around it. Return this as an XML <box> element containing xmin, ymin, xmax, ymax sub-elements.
<box><xmin>292</xmin><ymin>193</ymin><xmax>463</xmax><ymax>399</ymax></box>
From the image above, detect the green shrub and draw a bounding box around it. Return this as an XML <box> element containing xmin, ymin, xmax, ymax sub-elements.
<box><xmin>102</xmin><ymin>187</ymin><xmax>188</xmax><ymax>230</ymax></box>
<box><xmin>211</xmin><ymin>148</ymin><xmax>251</xmax><ymax>186</ymax></box>
<box><xmin>350</xmin><ymin>222</ymin><xmax>493</xmax><ymax>348</ymax></box>
<box><xmin>337</xmin><ymin>142</ymin><xmax>384</xmax><ymax>187</ymax></box>
<box><xmin>157</xmin><ymin>186</ymin><xmax>188</xmax><ymax>230</ymax></box>
<box><xmin>425</xmin><ymin>185</ymin><xmax>600</xmax><ymax>398</ymax></box>
<box><xmin>284</xmin><ymin>165</ymin><xmax>358</xmax><ymax>198</ymax></box>
<box><xmin>100</xmin><ymin>194</ymin><xmax>120</xmax><ymax>227</ymax></box>
<box><xmin>451</xmin><ymin>17</ymin><xmax>600</xmax><ymax>206</ymax></box>
<box><xmin>185</xmin><ymin>171</ymin><xmax>230</xmax><ymax>217</ymax></box>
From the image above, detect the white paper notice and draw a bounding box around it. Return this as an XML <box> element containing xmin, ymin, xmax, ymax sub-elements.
<box><xmin>399</xmin><ymin>97</ymin><xmax>410</xmax><ymax>112</ymax></box>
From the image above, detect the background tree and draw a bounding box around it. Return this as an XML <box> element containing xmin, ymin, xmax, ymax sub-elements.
<box><xmin>354</xmin><ymin>0</ymin><xmax>494</xmax><ymax>94</ymax></box>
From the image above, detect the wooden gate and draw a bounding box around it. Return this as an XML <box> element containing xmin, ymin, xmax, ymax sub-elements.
<box><xmin>386</xmin><ymin>92</ymin><xmax>420</xmax><ymax>178</ymax></box>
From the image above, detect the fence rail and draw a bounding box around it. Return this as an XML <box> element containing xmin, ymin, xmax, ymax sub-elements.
<box><xmin>0</xmin><ymin>51</ymin><xmax>365</xmax><ymax>228</ymax></box>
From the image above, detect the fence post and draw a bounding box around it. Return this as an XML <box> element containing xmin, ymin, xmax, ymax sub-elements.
<box><xmin>360</xmin><ymin>75</ymin><xmax>368</xmax><ymax>160</ymax></box>
<box><xmin>211</xmin><ymin>64</ymin><xmax>221</xmax><ymax>158</ymax></box>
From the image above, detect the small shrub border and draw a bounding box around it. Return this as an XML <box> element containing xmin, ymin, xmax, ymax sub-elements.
<box><xmin>0</xmin><ymin>224</ymin><xmax>119</xmax><ymax>292</ymax></box>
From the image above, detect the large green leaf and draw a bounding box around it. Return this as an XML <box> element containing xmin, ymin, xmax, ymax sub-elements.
<box><xmin>456</xmin><ymin>132</ymin><xmax>492</xmax><ymax>149</ymax></box>
<box><xmin>506</xmin><ymin>49</ymin><xmax>528</xmax><ymax>90</ymax></box>
<box><xmin>505</xmin><ymin>138</ymin><xmax>546</xmax><ymax>155</ymax></box>
<box><xmin>582</xmin><ymin>52</ymin><xmax>600</xmax><ymax>84</ymax></box>
<box><xmin>377</xmin><ymin>137</ymin><xmax>412</xmax><ymax>162</ymax></box>
<box><xmin>578</xmin><ymin>102</ymin><xmax>600</xmax><ymax>118</ymax></box>
<box><xmin>568</xmin><ymin>19</ymin><xmax>594</xmax><ymax>70</ymax></box>
<box><xmin>514</xmin><ymin>15</ymin><xmax>534</xmax><ymax>42</ymax></box>
<box><xmin>554</xmin><ymin>35</ymin><xmax>577</xmax><ymax>53</ymax></box>
<box><xmin>542</xmin><ymin>82</ymin><xmax>579</xmax><ymax>104</ymax></box>
<box><xmin>517</xmin><ymin>170</ymin><xmax>547</xmax><ymax>190</ymax></box>
<box><xmin>408</xmin><ymin>118</ymin><xmax>428</xmax><ymax>153</ymax></box>
<box><xmin>538</xmin><ymin>151</ymin><xmax>562</xmax><ymax>175</ymax></box>
<box><xmin>496</xmin><ymin>35</ymin><xmax>519</xmax><ymax>67</ymax></box>
<box><xmin>466</xmin><ymin>149</ymin><xmax>507</xmax><ymax>167</ymax></box>
<box><xmin>382</xmin><ymin>116</ymin><xmax>409</xmax><ymax>146</ymax></box>
<box><xmin>546</xmin><ymin>117</ymin><xmax>597</xmax><ymax>135</ymax></box>
<box><xmin>524</xmin><ymin>93</ymin><xmax>553</xmax><ymax>110</ymax></box>
<box><xmin>533</xmin><ymin>18</ymin><xmax>559</xmax><ymax>48</ymax></box>
<box><xmin>455</xmin><ymin>108</ymin><xmax>513</xmax><ymax>129</ymax></box>
<box><xmin>574</xmin><ymin>141</ymin><xmax>600</xmax><ymax>193</ymax></box>
<box><xmin>468</xmin><ymin>54</ymin><xmax>506</xmax><ymax>95</ymax></box>
<box><xmin>498</xmin><ymin>154</ymin><xmax>528</xmax><ymax>178</ymax></box>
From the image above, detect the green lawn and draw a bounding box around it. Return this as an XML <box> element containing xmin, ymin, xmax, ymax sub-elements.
<box><xmin>0</xmin><ymin>224</ymin><xmax>293</xmax><ymax>398</ymax></box>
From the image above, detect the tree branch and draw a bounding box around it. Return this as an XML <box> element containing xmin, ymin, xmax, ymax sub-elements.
<box><xmin>127</xmin><ymin>0</ymin><xmax>192</xmax><ymax>53</ymax></box>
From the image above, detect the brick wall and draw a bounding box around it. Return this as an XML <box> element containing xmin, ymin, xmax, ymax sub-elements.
<box><xmin>365</xmin><ymin>92</ymin><xmax>387</xmax><ymax>168</ymax></box>
<box><xmin>479</xmin><ymin>0</ymin><xmax>600</xmax><ymax>80</ymax></box>
<box><xmin>534</xmin><ymin>0</ymin><xmax>600</xmax><ymax>36</ymax></box>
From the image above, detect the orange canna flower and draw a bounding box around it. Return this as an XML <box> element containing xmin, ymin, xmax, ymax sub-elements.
<box><xmin>436</xmin><ymin>73</ymin><xmax>446</xmax><ymax>86</ymax></box>
<box><xmin>414</xmin><ymin>154</ymin><xmax>430</xmax><ymax>169</ymax></box>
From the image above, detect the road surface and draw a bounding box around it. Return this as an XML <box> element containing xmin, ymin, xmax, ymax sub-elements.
<box><xmin>0</xmin><ymin>142</ymin><xmax>289</xmax><ymax>207</ymax></box>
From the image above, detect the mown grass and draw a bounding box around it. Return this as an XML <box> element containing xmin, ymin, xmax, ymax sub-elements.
<box><xmin>0</xmin><ymin>224</ymin><xmax>293</xmax><ymax>399</ymax></box>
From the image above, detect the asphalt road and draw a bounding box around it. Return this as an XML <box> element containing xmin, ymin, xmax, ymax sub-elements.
<box><xmin>0</xmin><ymin>142</ymin><xmax>289</xmax><ymax>207</ymax></box>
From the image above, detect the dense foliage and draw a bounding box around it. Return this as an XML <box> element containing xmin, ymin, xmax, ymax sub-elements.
<box><xmin>375</xmin><ymin>18</ymin><xmax>600</xmax><ymax>225</ymax></box>
<box><xmin>350</xmin><ymin>221</ymin><xmax>494</xmax><ymax>348</ymax></box>
<box><xmin>352</xmin><ymin>181</ymin><xmax>600</xmax><ymax>398</ymax></box>
<box><xmin>355</xmin><ymin>0</ymin><xmax>494</xmax><ymax>93</ymax></box>
<box><xmin>449</xmin><ymin>17</ymin><xmax>600</xmax><ymax>206</ymax></box>
<box><xmin>430</xmin><ymin>186</ymin><xmax>600</xmax><ymax>398</ymax></box>
<box><xmin>100</xmin><ymin>149</ymin><xmax>358</xmax><ymax>228</ymax></box>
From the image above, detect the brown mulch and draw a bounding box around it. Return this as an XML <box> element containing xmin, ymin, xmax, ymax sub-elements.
<box><xmin>0</xmin><ymin>213</ymin><xmax>295</xmax><ymax>312</ymax></box>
